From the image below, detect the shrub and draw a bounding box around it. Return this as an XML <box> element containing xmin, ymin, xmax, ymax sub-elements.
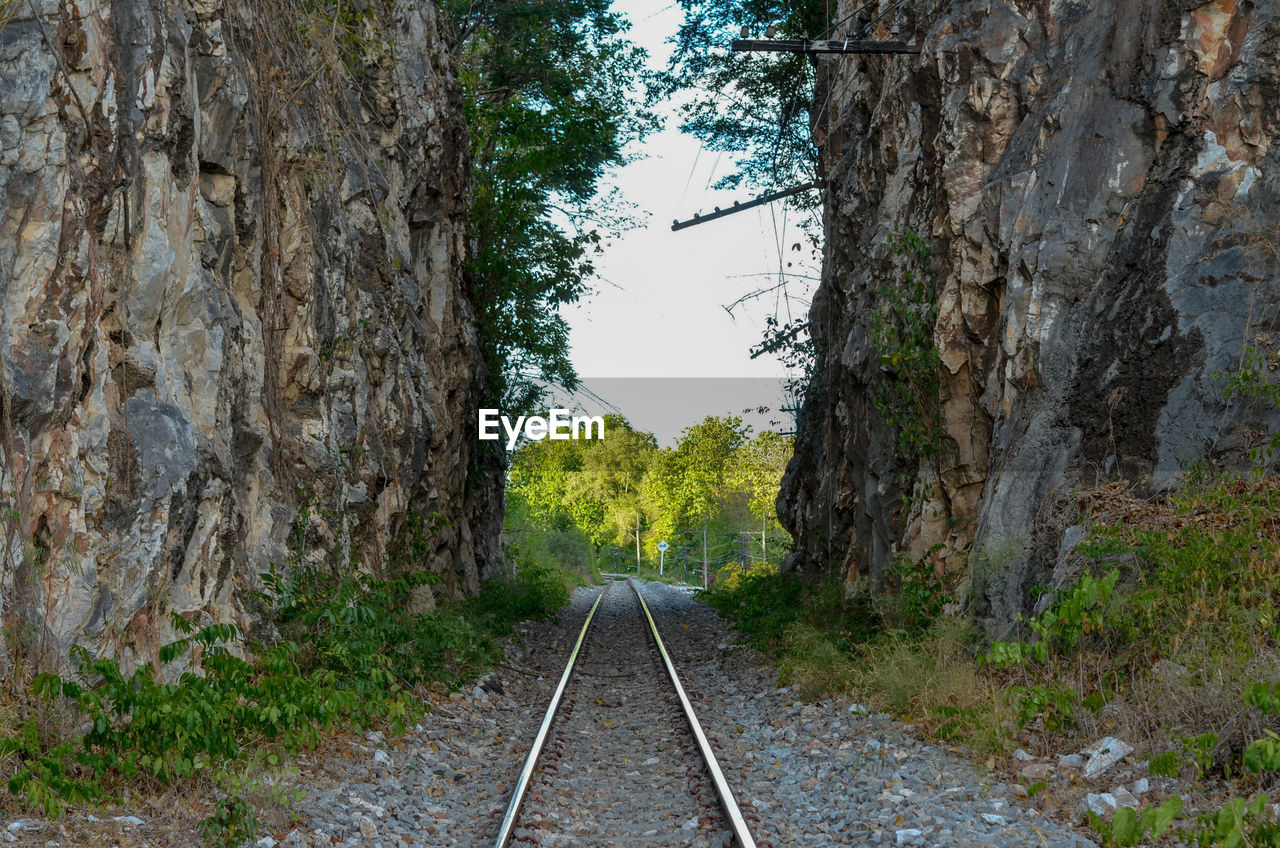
<box><xmin>467</xmin><ymin>564</ymin><xmax>572</xmax><ymax>637</ymax></box>
<box><xmin>1086</xmin><ymin>797</ymin><xmax>1182</xmax><ymax>848</ymax></box>
<box><xmin>0</xmin><ymin>555</ymin><xmax>574</xmax><ymax>831</ymax></box>
<box><xmin>703</xmin><ymin>563</ymin><xmax>878</xmax><ymax>653</ymax></box>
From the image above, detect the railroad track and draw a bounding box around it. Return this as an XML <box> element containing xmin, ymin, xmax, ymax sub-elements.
<box><xmin>489</xmin><ymin>580</ymin><xmax>762</xmax><ymax>847</ymax></box>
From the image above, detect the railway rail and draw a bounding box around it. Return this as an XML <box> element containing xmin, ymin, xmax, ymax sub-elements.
<box><xmin>490</xmin><ymin>579</ymin><xmax>761</xmax><ymax>847</ymax></box>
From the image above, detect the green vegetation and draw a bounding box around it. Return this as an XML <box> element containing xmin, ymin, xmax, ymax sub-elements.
<box><xmin>509</xmin><ymin>415</ymin><xmax>658</xmax><ymax>555</ymax></box>
<box><xmin>1087</xmin><ymin>797</ymin><xmax>1182</xmax><ymax>848</ymax></box>
<box><xmin>662</xmin><ymin>0</ymin><xmax>828</xmax><ymax>198</ymax></box>
<box><xmin>443</xmin><ymin>0</ymin><xmax>657</xmax><ymax>412</ymax></box>
<box><xmin>706</xmin><ymin>471</ymin><xmax>1280</xmax><ymax>845</ymax></box>
<box><xmin>701</xmin><ymin>563</ymin><xmax>876</xmax><ymax>697</ymax></box>
<box><xmin>1188</xmin><ymin>794</ymin><xmax>1280</xmax><ymax>848</ymax></box>
<box><xmin>507</xmin><ymin>414</ymin><xmax>793</xmax><ymax>579</ymax></box>
<box><xmin>1085</xmin><ymin>683</ymin><xmax>1280</xmax><ymax>848</ymax></box>
<box><xmin>701</xmin><ymin>559</ymin><xmax>1012</xmax><ymax>744</ymax></box>
<box><xmin>1218</xmin><ymin>335</ymin><xmax>1280</xmax><ymax>473</ymax></box>
<box><xmin>503</xmin><ymin>490</ymin><xmax>598</xmax><ymax>587</ymax></box>
<box><xmin>985</xmin><ymin>569</ymin><xmax>1119</xmax><ymax>668</ymax></box>
<box><xmin>869</xmin><ymin>231</ymin><xmax>943</xmax><ymax>480</ymax></box>
<box><xmin>200</xmin><ymin>794</ymin><xmax>260</xmax><ymax>848</ymax></box>
<box><xmin>0</xmin><ymin>521</ymin><xmax>570</xmax><ymax>839</ymax></box>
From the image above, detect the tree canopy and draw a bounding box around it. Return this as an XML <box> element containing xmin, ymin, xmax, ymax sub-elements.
<box><xmin>508</xmin><ymin>415</ymin><xmax>793</xmax><ymax>574</ymax></box>
<box><xmin>660</xmin><ymin>0</ymin><xmax>829</xmax><ymax>197</ymax></box>
<box><xmin>442</xmin><ymin>0</ymin><xmax>658</xmax><ymax>412</ymax></box>
<box><xmin>641</xmin><ymin>415</ymin><xmax>750</xmax><ymax>544</ymax></box>
<box><xmin>508</xmin><ymin>415</ymin><xmax>656</xmax><ymax>549</ymax></box>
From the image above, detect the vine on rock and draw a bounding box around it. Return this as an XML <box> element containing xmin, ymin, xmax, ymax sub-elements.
<box><xmin>868</xmin><ymin>231</ymin><xmax>943</xmax><ymax>494</ymax></box>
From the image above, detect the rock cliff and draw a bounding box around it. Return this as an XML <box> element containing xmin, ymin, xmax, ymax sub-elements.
<box><xmin>781</xmin><ymin>0</ymin><xmax>1280</xmax><ymax>633</ymax></box>
<box><xmin>0</xmin><ymin>0</ymin><xmax>501</xmax><ymax>672</ymax></box>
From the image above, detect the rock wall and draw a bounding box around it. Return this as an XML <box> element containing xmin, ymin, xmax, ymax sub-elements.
<box><xmin>0</xmin><ymin>0</ymin><xmax>502</xmax><ymax>672</ymax></box>
<box><xmin>781</xmin><ymin>0</ymin><xmax>1280</xmax><ymax>634</ymax></box>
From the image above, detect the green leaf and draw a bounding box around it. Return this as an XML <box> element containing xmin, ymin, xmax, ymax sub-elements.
<box><xmin>1110</xmin><ymin>806</ymin><xmax>1139</xmax><ymax>846</ymax></box>
<box><xmin>1151</xmin><ymin>796</ymin><xmax>1183</xmax><ymax>837</ymax></box>
<box><xmin>159</xmin><ymin>639</ymin><xmax>189</xmax><ymax>664</ymax></box>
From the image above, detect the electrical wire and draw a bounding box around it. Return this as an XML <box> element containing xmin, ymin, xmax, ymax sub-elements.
<box><xmin>815</xmin><ymin>0</ymin><xmax>881</xmax><ymax>39</ymax></box>
<box><xmin>857</xmin><ymin>0</ymin><xmax>913</xmax><ymax>38</ymax></box>
<box><xmin>703</xmin><ymin>150</ymin><xmax>724</xmax><ymax>193</ymax></box>
<box><xmin>675</xmin><ymin>140</ymin><xmax>704</xmax><ymax>215</ymax></box>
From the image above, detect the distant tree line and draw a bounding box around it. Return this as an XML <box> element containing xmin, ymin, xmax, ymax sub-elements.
<box><xmin>441</xmin><ymin>0</ymin><xmax>657</xmax><ymax>413</ymax></box>
<box><xmin>506</xmin><ymin>415</ymin><xmax>793</xmax><ymax>578</ymax></box>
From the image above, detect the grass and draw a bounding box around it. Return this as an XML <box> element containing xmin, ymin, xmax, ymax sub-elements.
<box><xmin>701</xmin><ymin>474</ymin><xmax>1280</xmax><ymax>846</ymax></box>
<box><xmin>0</xmin><ymin>555</ymin><xmax>573</xmax><ymax>840</ymax></box>
<box><xmin>1056</xmin><ymin>478</ymin><xmax>1280</xmax><ymax>769</ymax></box>
<box><xmin>703</xmin><ymin>565</ymin><xmax>1016</xmax><ymax>753</ymax></box>
<box><xmin>849</xmin><ymin>618</ymin><xmax>1017</xmax><ymax>753</ymax></box>
<box><xmin>701</xmin><ymin>475</ymin><xmax>1280</xmax><ymax>775</ymax></box>
<box><xmin>700</xmin><ymin>563</ymin><xmax>880</xmax><ymax>698</ymax></box>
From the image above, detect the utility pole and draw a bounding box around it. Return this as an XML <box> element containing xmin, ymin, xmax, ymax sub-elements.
<box><xmin>671</xmin><ymin>37</ymin><xmax>911</xmax><ymax>233</ymax></box>
<box><xmin>731</xmin><ymin>37</ymin><xmax>919</xmax><ymax>55</ymax></box>
<box><xmin>702</xmin><ymin>522</ymin><xmax>708</xmax><ymax>590</ymax></box>
<box><xmin>671</xmin><ymin>181</ymin><xmax>823</xmax><ymax>231</ymax></box>
<box><xmin>761</xmin><ymin>513</ymin><xmax>767</xmax><ymax>564</ymax></box>
<box><xmin>635</xmin><ymin>513</ymin><xmax>641</xmax><ymax>574</ymax></box>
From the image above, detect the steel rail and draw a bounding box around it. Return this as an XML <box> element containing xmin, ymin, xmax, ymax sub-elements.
<box><xmin>630</xmin><ymin>580</ymin><xmax>759</xmax><ymax>848</ymax></box>
<box><xmin>492</xmin><ymin>586</ymin><xmax>606</xmax><ymax>848</ymax></box>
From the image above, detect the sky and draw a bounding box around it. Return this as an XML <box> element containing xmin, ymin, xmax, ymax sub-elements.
<box><xmin>561</xmin><ymin>0</ymin><xmax>817</xmax><ymax>442</ymax></box>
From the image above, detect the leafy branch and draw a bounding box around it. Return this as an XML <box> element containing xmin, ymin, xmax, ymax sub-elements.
<box><xmin>869</xmin><ymin>231</ymin><xmax>942</xmax><ymax>472</ymax></box>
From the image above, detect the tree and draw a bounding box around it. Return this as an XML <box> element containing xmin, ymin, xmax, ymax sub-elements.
<box><xmin>507</xmin><ymin>436</ymin><xmax>583</xmax><ymax>530</ymax></box>
<box><xmin>728</xmin><ymin>429</ymin><xmax>793</xmax><ymax>565</ymax></box>
<box><xmin>642</xmin><ymin>416</ymin><xmax>751</xmax><ymax>548</ymax></box>
<box><xmin>567</xmin><ymin>416</ymin><xmax>658</xmax><ymax>549</ymax></box>
<box><xmin>663</xmin><ymin>0</ymin><xmax>831</xmax><ymax>412</ymax></box>
<box><xmin>509</xmin><ymin>415</ymin><xmax>793</xmax><ymax>577</ymax></box>
<box><xmin>730</xmin><ymin>429</ymin><xmax>793</xmax><ymax>522</ymax></box>
<box><xmin>442</xmin><ymin>0</ymin><xmax>658</xmax><ymax>412</ymax></box>
<box><xmin>661</xmin><ymin>0</ymin><xmax>829</xmax><ymax>198</ymax></box>
<box><xmin>507</xmin><ymin>415</ymin><xmax>657</xmax><ymax>550</ymax></box>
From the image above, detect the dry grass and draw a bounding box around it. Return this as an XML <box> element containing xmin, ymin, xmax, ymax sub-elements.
<box><xmin>765</xmin><ymin>476</ymin><xmax>1280</xmax><ymax>785</ymax></box>
<box><xmin>848</xmin><ymin>617</ymin><xmax>1017</xmax><ymax>757</ymax></box>
<box><xmin>782</xmin><ymin>622</ymin><xmax>860</xmax><ymax>700</ymax></box>
<box><xmin>0</xmin><ymin>0</ymin><xmax>19</xmax><ymax>32</ymax></box>
<box><xmin>1073</xmin><ymin>477</ymin><xmax>1280</xmax><ymax>540</ymax></box>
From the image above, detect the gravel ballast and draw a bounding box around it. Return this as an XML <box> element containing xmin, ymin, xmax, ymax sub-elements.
<box><xmin>4</xmin><ymin>580</ymin><xmax>1100</xmax><ymax>847</ymax></box>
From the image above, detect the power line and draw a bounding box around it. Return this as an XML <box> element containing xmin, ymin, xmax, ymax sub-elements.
<box><xmin>675</xmin><ymin>140</ymin><xmax>704</xmax><ymax>216</ymax></box>
<box><xmin>815</xmin><ymin>0</ymin><xmax>882</xmax><ymax>40</ymax></box>
<box><xmin>730</xmin><ymin>38</ymin><xmax>918</xmax><ymax>55</ymax></box>
<box><xmin>670</xmin><ymin>181</ymin><xmax>824</xmax><ymax>231</ymax></box>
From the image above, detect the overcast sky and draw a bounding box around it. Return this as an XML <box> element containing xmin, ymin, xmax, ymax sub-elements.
<box><xmin>563</xmin><ymin>1</ymin><xmax>815</xmax><ymax>441</ymax></box>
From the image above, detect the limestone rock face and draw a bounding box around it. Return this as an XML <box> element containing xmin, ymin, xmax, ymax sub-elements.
<box><xmin>781</xmin><ymin>0</ymin><xmax>1280</xmax><ymax>633</ymax></box>
<box><xmin>0</xmin><ymin>0</ymin><xmax>501</xmax><ymax>671</ymax></box>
